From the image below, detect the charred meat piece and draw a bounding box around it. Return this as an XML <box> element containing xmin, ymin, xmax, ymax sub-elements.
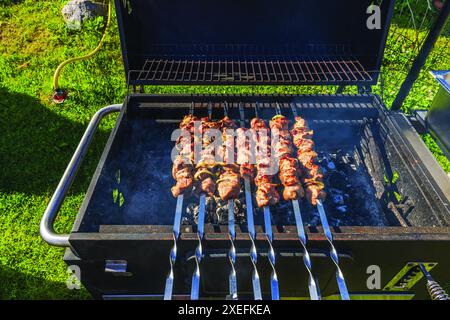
<box><xmin>217</xmin><ymin>117</ymin><xmax>241</xmax><ymax>201</ymax></box>
<box><xmin>217</xmin><ymin>165</ymin><xmax>241</xmax><ymax>200</ymax></box>
<box><xmin>251</xmin><ymin>118</ymin><xmax>280</xmax><ymax>207</ymax></box>
<box><xmin>291</xmin><ymin>116</ymin><xmax>326</xmax><ymax>205</ymax></box>
<box><xmin>171</xmin><ymin>115</ymin><xmax>197</xmax><ymax>197</ymax></box>
<box><xmin>269</xmin><ymin>115</ymin><xmax>304</xmax><ymax>201</ymax></box>
<box><xmin>236</xmin><ymin>127</ymin><xmax>255</xmax><ymax>179</ymax></box>
<box><xmin>195</xmin><ymin>117</ymin><xmax>220</xmax><ymax>196</ymax></box>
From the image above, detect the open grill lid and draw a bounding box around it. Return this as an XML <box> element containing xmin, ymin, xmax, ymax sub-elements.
<box><xmin>115</xmin><ymin>0</ymin><xmax>394</xmax><ymax>86</ymax></box>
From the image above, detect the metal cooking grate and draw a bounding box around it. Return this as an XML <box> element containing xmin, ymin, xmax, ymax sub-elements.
<box><xmin>130</xmin><ymin>58</ymin><xmax>374</xmax><ymax>84</ymax></box>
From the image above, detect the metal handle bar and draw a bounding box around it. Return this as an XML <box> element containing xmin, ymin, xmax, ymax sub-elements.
<box><xmin>40</xmin><ymin>104</ymin><xmax>122</xmax><ymax>247</ymax></box>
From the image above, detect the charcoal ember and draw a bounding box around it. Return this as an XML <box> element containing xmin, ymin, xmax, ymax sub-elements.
<box><xmin>327</xmin><ymin>171</ymin><xmax>349</xmax><ymax>191</ymax></box>
<box><xmin>214</xmin><ymin>197</ymin><xmax>229</xmax><ymax>224</ymax></box>
<box><xmin>272</xmin><ymin>201</ymin><xmax>295</xmax><ymax>225</ymax></box>
<box><xmin>308</xmin><ymin>214</ymin><xmax>320</xmax><ymax>226</ymax></box>
<box><xmin>329</xmin><ymin>217</ymin><xmax>341</xmax><ymax>226</ymax></box>
<box><xmin>235</xmin><ymin>199</ymin><xmax>247</xmax><ymax>224</ymax></box>
<box><xmin>327</xmin><ymin>161</ymin><xmax>336</xmax><ymax>170</ymax></box>
<box><xmin>214</xmin><ymin>197</ymin><xmax>246</xmax><ymax>225</ymax></box>
<box><xmin>329</xmin><ymin>188</ymin><xmax>345</xmax><ymax>205</ymax></box>
<box><xmin>185</xmin><ymin>197</ymin><xmax>216</xmax><ymax>225</ymax></box>
<box><xmin>184</xmin><ymin>202</ymin><xmax>198</xmax><ymax>225</ymax></box>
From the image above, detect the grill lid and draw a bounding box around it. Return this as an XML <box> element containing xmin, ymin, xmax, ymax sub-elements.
<box><xmin>115</xmin><ymin>0</ymin><xmax>394</xmax><ymax>86</ymax></box>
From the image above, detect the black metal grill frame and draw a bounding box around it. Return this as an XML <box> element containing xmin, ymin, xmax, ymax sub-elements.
<box><xmin>65</xmin><ymin>94</ymin><xmax>450</xmax><ymax>300</ymax></box>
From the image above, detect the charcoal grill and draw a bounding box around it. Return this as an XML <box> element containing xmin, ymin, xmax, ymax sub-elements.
<box><xmin>40</xmin><ymin>0</ymin><xmax>450</xmax><ymax>300</ymax></box>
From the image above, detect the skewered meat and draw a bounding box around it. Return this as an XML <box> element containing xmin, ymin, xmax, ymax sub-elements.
<box><xmin>291</xmin><ymin>116</ymin><xmax>326</xmax><ymax>205</ymax></box>
<box><xmin>236</xmin><ymin>127</ymin><xmax>255</xmax><ymax>180</ymax></box>
<box><xmin>217</xmin><ymin>117</ymin><xmax>241</xmax><ymax>201</ymax></box>
<box><xmin>251</xmin><ymin>118</ymin><xmax>280</xmax><ymax>207</ymax></box>
<box><xmin>171</xmin><ymin>115</ymin><xmax>197</xmax><ymax>197</ymax></box>
<box><xmin>269</xmin><ymin>115</ymin><xmax>304</xmax><ymax>201</ymax></box>
<box><xmin>195</xmin><ymin>117</ymin><xmax>220</xmax><ymax>197</ymax></box>
<box><xmin>217</xmin><ymin>164</ymin><xmax>241</xmax><ymax>200</ymax></box>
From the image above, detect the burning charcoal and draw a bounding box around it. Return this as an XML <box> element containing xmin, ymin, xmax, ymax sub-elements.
<box><xmin>327</xmin><ymin>161</ymin><xmax>336</xmax><ymax>170</ymax></box>
<box><xmin>332</xmin><ymin>194</ymin><xmax>345</xmax><ymax>205</ymax></box>
<box><xmin>206</xmin><ymin>197</ymin><xmax>216</xmax><ymax>223</ymax></box>
<box><xmin>341</xmin><ymin>153</ymin><xmax>354</xmax><ymax>165</ymax></box>
<box><xmin>328</xmin><ymin>171</ymin><xmax>349</xmax><ymax>190</ymax></box>
<box><xmin>332</xmin><ymin>218</ymin><xmax>341</xmax><ymax>226</ymax></box>
<box><xmin>185</xmin><ymin>202</ymin><xmax>198</xmax><ymax>225</ymax></box>
<box><xmin>214</xmin><ymin>197</ymin><xmax>229</xmax><ymax>224</ymax></box>
<box><xmin>309</xmin><ymin>214</ymin><xmax>320</xmax><ymax>226</ymax></box>
<box><xmin>329</xmin><ymin>187</ymin><xmax>344</xmax><ymax>194</ymax></box>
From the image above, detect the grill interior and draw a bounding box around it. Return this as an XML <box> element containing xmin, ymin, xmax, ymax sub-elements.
<box><xmin>130</xmin><ymin>58</ymin><xmax>374</xmax><ymax>85</ymax></box>
<box><xmin>75</xmin><ymin>95</ymin><xmax>449</xmax><ymax>233</ymax></box>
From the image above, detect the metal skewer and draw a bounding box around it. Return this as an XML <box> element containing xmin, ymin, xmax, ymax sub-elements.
<box><xmin>238</xmin><ymin>103</ymin><xmax>262</xmax><ymax>300</ymax></box>
<box><xmin>223</xmin><ymin>102</ymin><xmax>238</xmax><ymax>300</ymax></box>
<box><xmin>271</xmin><ymin>103</ymin><xmax>319</xmax><ymax>300</ymax></box>
<box><xmin>164</xmin><ymin>193</ymin><xmax>184</xmax><ymax>300</ymax></box>
<box><xmin>164</xmin><ymin>103</ymin><xmax>195</xmax><ymax>300</ymax></box>
<box><xmin>191</xmin><ymin>194</ymin><xmax>205</xmax><ymax>299</ymax></box>
<box><xmin>255</xmin><ymin>102</ymin><xmax>279</xmax><ymax>300</ymax></box>
<box><xmin>290</xmin><ymin>103</ymin><xmax>349</xmax><ymax>300</ymax></box>
<box><xmin>316</xmin><ymin>199</ymin><xmax>350</xmax><ymax>300</ymax></box>
<box><xmin>228</xmin><ymin>198</ymin><xmax>238</xmax><ymax>299</ymax></box>
<box><xmin>190</xmin><ymin>102</ymin><xmax>212</xmax><ymax>300</ymax></box>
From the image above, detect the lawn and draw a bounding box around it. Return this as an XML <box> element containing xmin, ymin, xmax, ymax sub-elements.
<box><xmin>0</xmin><ymin>0</ymin><xmax>449</xmax><ymax>299</ymax></box>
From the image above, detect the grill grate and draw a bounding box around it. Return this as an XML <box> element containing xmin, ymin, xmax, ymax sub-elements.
<box><xmin>130</xmin><ymin>58</ymin><xmax>374</xmax><ymax>84</ymax></box>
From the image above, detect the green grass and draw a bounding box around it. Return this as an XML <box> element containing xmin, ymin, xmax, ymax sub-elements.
<box><xmin>0</xmin><ymin>0</ymin><xmax>449</xmax><ymax>299</ymax></box>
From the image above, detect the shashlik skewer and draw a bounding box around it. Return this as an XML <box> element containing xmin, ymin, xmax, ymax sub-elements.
<box><xmin>191</xmin><ymin>103</ymin><xmax>218</xmax><ymax>300</ymax></box>
<box><xmin>218</xmin><ymin>103</ymin><xmax>239</xmax><ymax>300</ymax></box>
<box><xmin>290</xmin><ymin>107</ymin><xmax>350</xmax><ymax>300</ymax></box>
<box><xmin>237</xmin><ymin>103</ymin><xmax>262</xmax><ymax>300</ymax></box>
<box><xmin>252</xmin><ymin>102</ymin><xmax>280</xmax><ymax>300</ymax></box>
<box><xmin>165</xmin><ymin>107</ymin><xmax>197</xmax><ymax>300</ymax></box>
<box><xmin>270</xmin><ymin>104</ymin><xmax>319</xmax><ymax>300</ymax></box>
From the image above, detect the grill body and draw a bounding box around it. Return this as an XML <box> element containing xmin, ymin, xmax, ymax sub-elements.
<box><xmin>116</xmin><ymin>0</ymin><xmax>394</xmax><ymax>86</ymax></box>
<box><xmin>65</xmin><ymin>94</ymin><xmax>450</xmax><ymax>299</ymax></box>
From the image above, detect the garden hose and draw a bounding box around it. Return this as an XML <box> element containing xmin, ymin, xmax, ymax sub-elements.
<box><xmin>52</xmin><ymin>0</ymin><xmax>112</xmax><ymax>103</ymax></box>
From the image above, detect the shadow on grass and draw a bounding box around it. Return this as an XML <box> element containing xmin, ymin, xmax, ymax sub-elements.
<box><xmin>0</xmin><ymin>87</ymin><xmax>111</xmax><ymax>195</ymax></box>
<box><xmin>0</xmin><ymin>264</ymin><xmax>90</xmax><ymax>300</ymax></box>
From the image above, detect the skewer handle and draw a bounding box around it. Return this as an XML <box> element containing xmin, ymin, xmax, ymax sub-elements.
<box><xmin>191</xmin><ymin>194</ymin><xmax>206</xmax><ymax>300</ymax></box>
<box><xmin>164</xmin><ymin>194</ymin><xmax>184</xmax><ymax>300</ymax></box>
<box><xmin>292</xmin><ymin>199</ymin><xmax>320</xmax><ymax>300</ymax></box>
<box><xmin>316</xmin><ymin>200</ymin><xmax>350</xmax><ymax>300</ymax></box>
<box><xmin>228</xmin><ymin>199</ymin><xmax>238</xmax><ymax>300</ymax></box>
<box><xmin>263</xmin><ymin>206</ymin><xmax>279</xmax><ymax>300</ymax></box>
<box><xmin>244</xmin><ymin>173</ymin><xmax>262</xmax><ymax>299</ymax></box>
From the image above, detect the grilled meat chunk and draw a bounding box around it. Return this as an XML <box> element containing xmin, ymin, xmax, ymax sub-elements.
<box><xmin>291</xmin><ymin>116</ymin><xmax>326</xmax><ymax>205</ymax></box>
<box><xmin>217</xmin><ymin>117</ymin><xmax>241</xmax><ymax>201</ymax></box>
<box><xmin>269</xmin><ymin>115</ymin><xmax>304</xmax><ymax>201</ymax></box>
<box><xmin>251</xmin><ymin>118</ymin><xmax>280</xmax><ymax>207</ymax></box>
<box><xmin>171</xmin><ymin>115</ymin><xmax>197</xmax><ymax>197</ymax></box>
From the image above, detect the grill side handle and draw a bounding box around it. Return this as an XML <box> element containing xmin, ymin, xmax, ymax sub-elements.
<box><xmin>40</xmin><ymin>104</ymin><xmax>122</xmax><ymax>247</ymax></box>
